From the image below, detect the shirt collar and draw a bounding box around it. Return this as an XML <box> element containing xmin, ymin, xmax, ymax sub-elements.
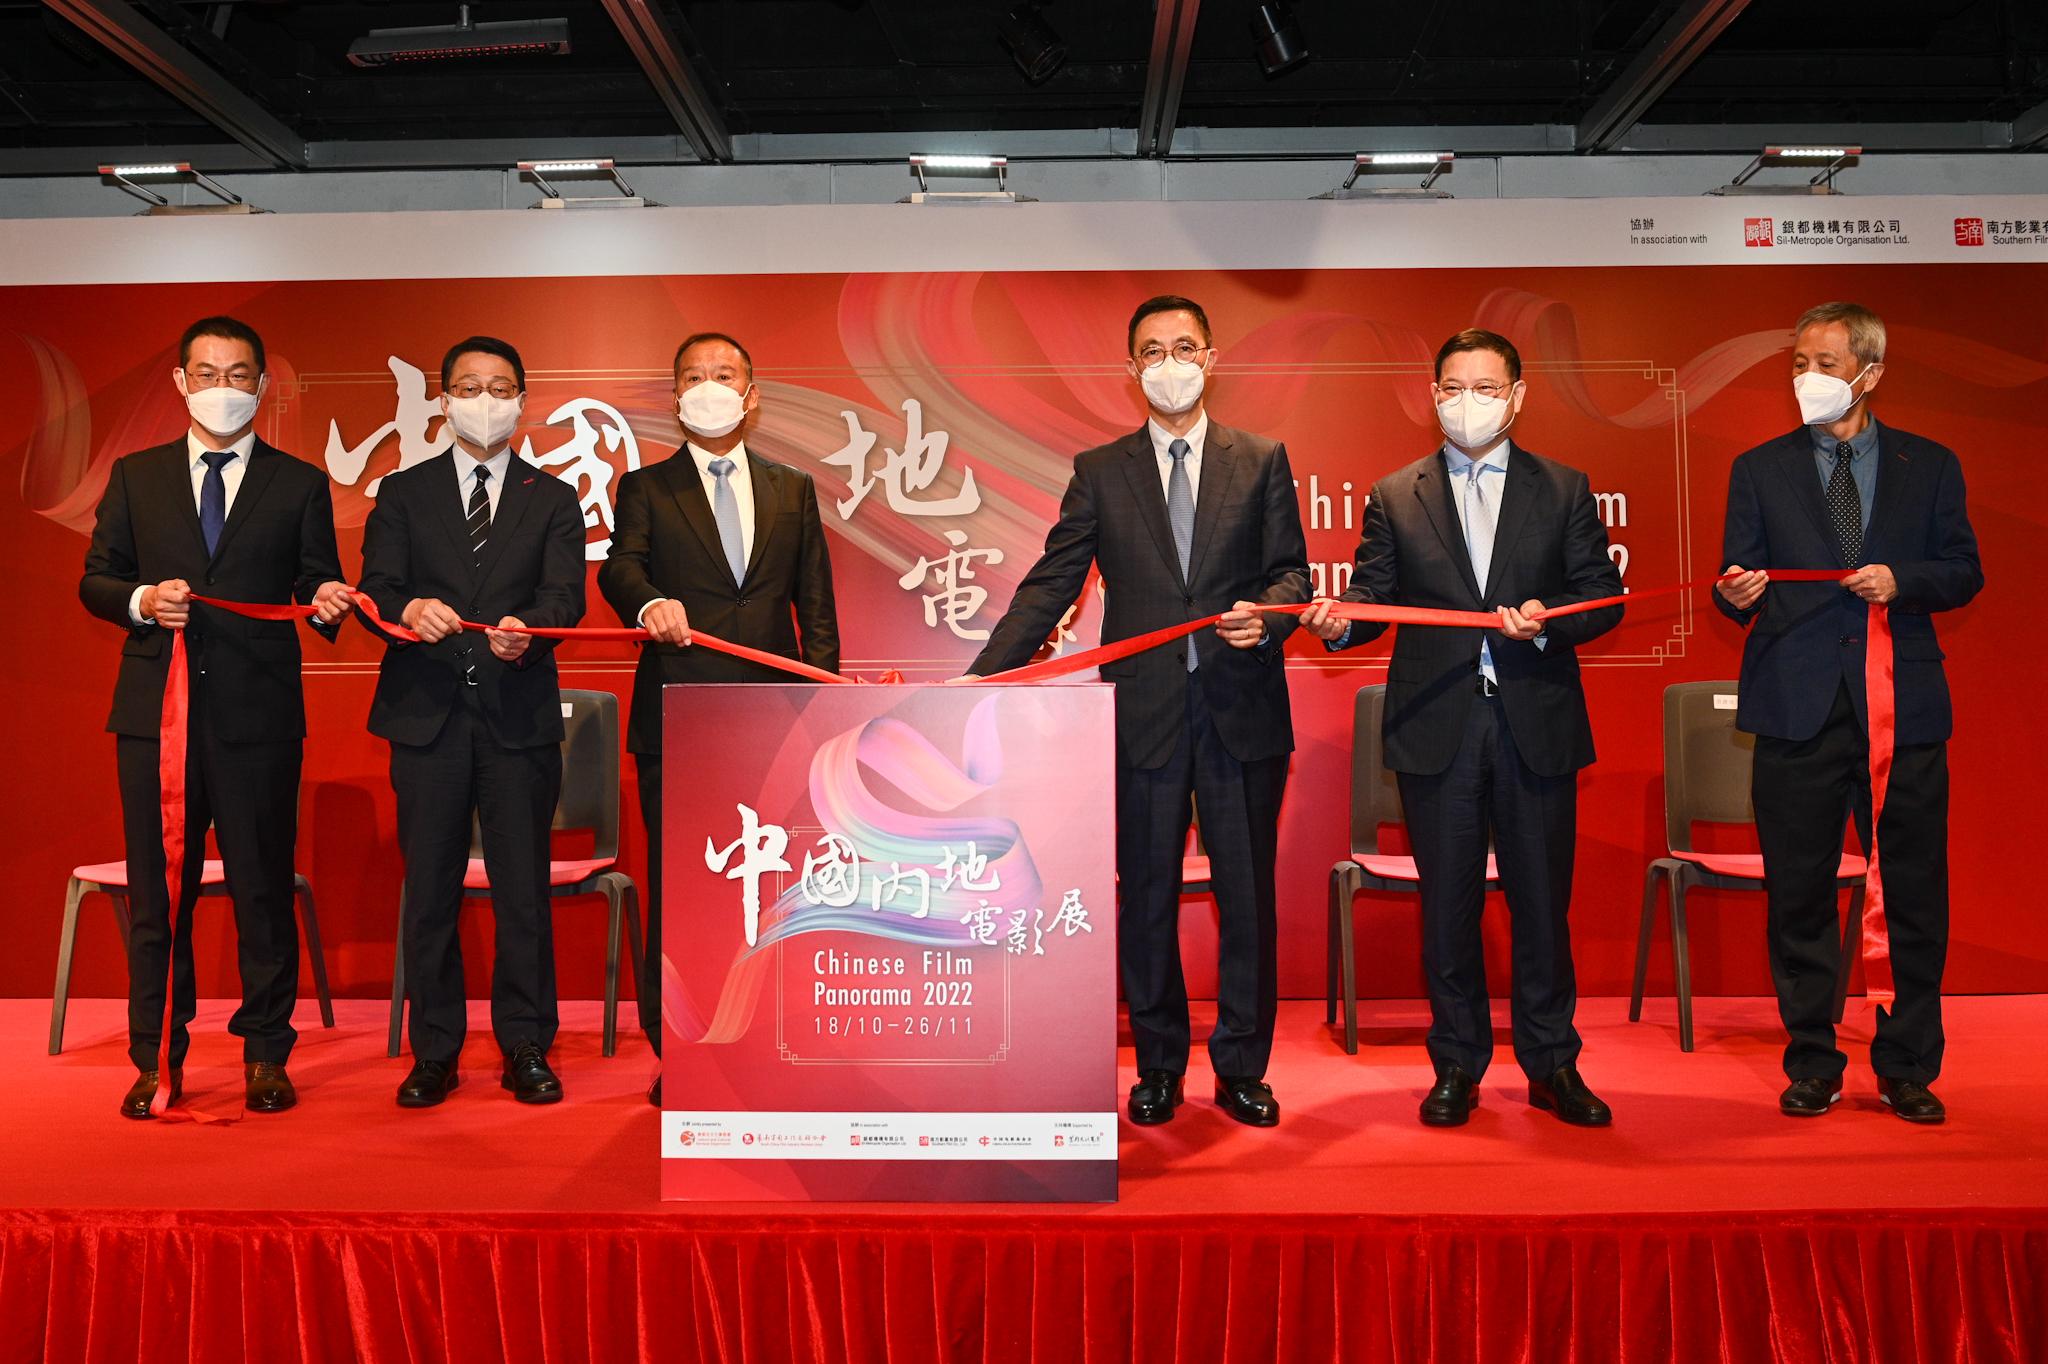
<box><xmin>187</xmin><ymin>430</ymin><xmax>257</xmax><ymax>467</ymax></box>
<box><xmin>458</xmin><ymin>446</ymin><xmax>513</xmax><ymax>486</ymax></box>
<box><xmin>1147</xmin><ymin>413</ymin><xmax>1208</xmax><ymax>461</ymax></box>
<box><xmin>1443</xmin><ymin>439</ymin><xmax>1511</xmax><ymax>476</ymax></box>
<box><xmin>688</xmin><ymin>441</ymin><xmax>749</xmax><ymax>476</ymax></box>
<box><xmin>1812</xmin><ymin>415</ymin><xmax>1881</xmax><ymax>461</ymax></box>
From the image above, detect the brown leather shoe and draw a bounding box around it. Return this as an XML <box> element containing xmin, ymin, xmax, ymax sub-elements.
<box><xmin>246</xmin><ymin>1062</ymin><xmax>297</xmax><ymax>1113</ymax></box>
<box><xmin>1877</xmin><ymin>1075</ymin><xmax>1946</xmax><ymax>1124</ymax></box>
<box><xmin>119</xmin><ymin>1069</ymin><xmax>181</xmax><ymax>1120</ymax></box>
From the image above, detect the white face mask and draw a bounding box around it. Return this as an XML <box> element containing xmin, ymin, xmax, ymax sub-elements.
<box><xmin>1436</xmin><ymin>384</ymin><xmax>1519</xmax><ymax>451</ymax></box>
<box><xmin>444</xmin><ymin>393</ymin><xmax>524</xmax><ymax>451</ymax></box>
<box><xmin>677</xmin><ymin>381</ymin><xmax>751</xmax><ymax>439</ymax></box>
<box><xmin>1793</xmin><ymin>365</ymin><xmax>1872</xmax><ymax>426</ymax></box>
<box><xmin>178</xmin><ymin>373</ymin><xmax>263</xmax><ymax>438</ymax></box>
<box><xmin>1138</xmin><ymin>355</ymin><xmax>1206</xmax><ymax>415</ymax></box>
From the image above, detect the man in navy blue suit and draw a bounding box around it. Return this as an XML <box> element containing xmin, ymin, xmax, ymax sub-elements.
<box><xmin>1716</xmin><ymin>302</ymin><xmax>1982</xmax><ymax>1124</ymax></box>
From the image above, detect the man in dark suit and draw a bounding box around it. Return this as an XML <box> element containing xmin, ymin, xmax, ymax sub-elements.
<box><xmin>1304</xmin><ymin>328</ymin><xmax>1624</xmax><ymax>1129</ymax></box>
<box><xmin>80</xmin><ymin>315</ymin><xmax>352</xmax><ymax>1118</ymax></box>
<box><xmin>1715</xmin><ymin>302</ymin><xmax>1982</xmax><ymax>1124</ymax></box>
<box><xmin>359</xmin><ymin>336</ymin><xmax>587</xmax><ymax>1108</ymax></box>
<box><xmin>966</xmin><ymin>295</ymin><xmax>1309</xmax><ymax>1129</ymax></box>
<box><xmin>598</xmin><ymin>331</ymin><xmax>839</xmax><ymax>1106</ymax></box>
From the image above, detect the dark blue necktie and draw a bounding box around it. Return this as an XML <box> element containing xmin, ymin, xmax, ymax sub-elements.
<box><xmin>199</xmin><ymin>450</ymin><xmax>233</xmax><ymax>556</ymax></box>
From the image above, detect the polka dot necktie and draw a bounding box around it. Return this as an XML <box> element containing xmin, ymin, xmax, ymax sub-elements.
<box><xmin>1826</xmin><ymin>442</ymin><xmax>1863</xmax><ymax>568</ymax></box>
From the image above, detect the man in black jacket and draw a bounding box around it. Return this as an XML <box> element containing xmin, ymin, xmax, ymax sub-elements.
<box><xmin>1304</xmin><ymin>328</ymin><xmax>1624</xmax><ymax>1129</ymax></box>
<box><xmin>1715</xmin><ymin>301</ymin><xmax>1982</xmax><ymax>1124</ymax></box>
<box><xmin>359</xmin><ymin>336</ymin><xmax>587</xmax><ymax>1108</ymax></box>
<box><xmin>968</xmin><ymin>295</ymin><xmax>1310</xmax><ymax>1129</ymax></box>
<box><xmin>81</xmin><ymin>315</ymin><xmax>352</xmax><ymax>1118</ymax></box>
<box><xmin>598</xmin><ymin>331</ymin><xmax>839</xmax><ymax>1106</ymax></box>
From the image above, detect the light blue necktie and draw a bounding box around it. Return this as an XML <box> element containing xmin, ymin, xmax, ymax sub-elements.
<box><xmin>1166</xmin><ymin>438</ymin><xmax>1197</xmax><ymax>672</ymax></box>
<box><xmin>709</xmin><ymin>457</ymin><xmax>747</xmax><ymax>586</ymax></box>
<box><xmin>1459</xmin><ymin>457</ymin><xmax>1502</xmax><ymax>681</ymax></box>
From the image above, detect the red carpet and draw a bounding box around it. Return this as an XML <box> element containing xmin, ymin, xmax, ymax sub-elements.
<box><xmin>5</xmin><ymin>995</ymin><xmax>2046</xmax><ymax>1362</ymax></box>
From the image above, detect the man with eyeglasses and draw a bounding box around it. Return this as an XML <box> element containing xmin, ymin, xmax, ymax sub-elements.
<box><xmin>598</xmin><ymin>331</ymin><xmax>840</xmax><ymax>1108</ymax></box>
<box><xmin>1716</xmin><ymin>302</ymin><xmax>1981</xmax><ymax>1124</ymax></box>
<box><xmin>359</xmin><ymin>336</ymin><xmax>587</xmax><ymax>1109</ymax></box>
<box><xmin>965</xmin><ymin>295</ymin><xmax>1310</xmax><ymax>1129</ymax></box>
<box><xmin>1302</xmin><ymin>328</ymin><xmax>1624</xmax><ymax>1129</ymax></box>
<box><xmin>81</xmin><ymin>315</ymin><xmax>354</xmax><ymax>1118</ymax></box>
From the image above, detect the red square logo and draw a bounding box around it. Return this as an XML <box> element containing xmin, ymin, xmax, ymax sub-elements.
<box><xmin>849</xmin><ymin>1134</ymin><xmax>861</xmax><ymax>1146</ymax></box>
<box><xmin>1954</xmin><ymin>218</ymin><xmax>1985</xmax><ymax>247</ymax></box>
<box><xmin>1743</xmin><ymin>217</ymin><xmax>1774</xmax><ymax>247</ymax></box>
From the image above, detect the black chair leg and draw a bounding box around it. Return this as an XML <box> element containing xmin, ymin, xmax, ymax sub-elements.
<box><xmin>1325</xmin><ymin>869</ymin><xmax>1340</xmax><ymax>1027</ymax></box>
<box><xmin>1671</xmin><ymin>871</ymin><xmax>1695</xmax><ymax>1053</ymax></box>
<box><xmin>295</xmin><ymin>876</ymin><xmax>337</xmax><ymax>1029</ymax></box>
<box><xmin>387</xmin><ymin>886</ymin><xmax>407</xmax><ymax>1059</ymax></box>
<box><xmin>1630</xmin><ymin>863</ymin><xmax>1663</xmax><ymax>1023</ymax></box>
<box><xmin>1338</xmin><ymin>873</ymin><xmax>1359</xmax><ymax>1056</ymax></box>
<box><xmin>602</xmin><ymin>881</ymin><xmax>622</xmax><ymax>1059</ymax></box>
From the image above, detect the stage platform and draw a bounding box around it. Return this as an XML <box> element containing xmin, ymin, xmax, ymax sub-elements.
<box><xmin>5</xmin><ymin>995</ymin><xmax>2044</xmax><ymax>1363</ymax></box>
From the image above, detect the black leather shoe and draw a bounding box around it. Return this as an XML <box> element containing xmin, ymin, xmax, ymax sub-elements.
<box><xmin>119</xmin><ymin>1069</ymin><xmax>181</xmax><ymax>1120</ymax></box>
<box><xmin>1215</xmin><ymin>1076</ymin><xmax>1280</xmax><ymax>1127</ymax></box>
<box><xmin>1127</xmin><ymin>1069</ymin><xmax>1184</xmax><ymax>1125</ymax></box>
<box><xmin>1420</xmin><ymin>1067</ymin><xmax>1479</xmax><ymax>1126</ymax></box>
<box><xmin>502</xmin><ymin>1042</ymin><xmax>563</xmax><ymax>1105</ymax></box>
<box><xmin>1528</xmin><ymin>1066</ymin><xmax>1613</xmax><ymax>1127</ymax></box>
<box><xmin>397</xmin><ymin>1059</ymin><xmax>459</xmax><ymax>1108</ymax></box>
<box><xmin>245</xmin><ymin>1062</ymin><xmax>297</xmax><ymax>1113</ymax></box>
<box><xmin>648</xmin><ymin>1075</ymin><xmax>662</xmax><ymax>1108</ymax></box>
<box><xmin>1780</xmin><ymin>1075</ymin><xmax>1843</xmax><ymax>1117</ymax></box>
<box><xmin>1877</xmin><ymin>1076</ymin><xmax>1946</xmax><ymax>1124</ymax></box>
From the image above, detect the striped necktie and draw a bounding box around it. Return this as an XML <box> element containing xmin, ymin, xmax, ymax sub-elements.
<box><xmin>463</xmin><ymin>465</ymin><xmax>491</xmax><ymax>684</ymax></box>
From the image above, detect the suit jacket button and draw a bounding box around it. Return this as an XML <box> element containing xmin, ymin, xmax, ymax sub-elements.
<box><xmin>1183</xmin><ymin>595</ymin><xmax>1193</xmax><ymax>606</ymax></box>
<box><xmin>736</xmin><ymin>597</ymin><xmax>749</xmax><ymax>607</ymax></box>
<box><xmin>1839</xmin><ymin>635</ymin><xmax>1855</xmax><ymax>646</ymax></box>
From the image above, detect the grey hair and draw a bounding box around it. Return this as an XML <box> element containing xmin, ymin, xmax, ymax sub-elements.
<box><xmin>1793</xmin><ymin>302</ymin><xmax>1886</xmax><ymax>366</ymax></box>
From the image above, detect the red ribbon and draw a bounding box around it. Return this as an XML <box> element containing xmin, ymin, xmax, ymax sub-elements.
<box><xmin>153</xmin><ymin>567</ymin><xmax>1892</xmax><ymax>1113</ymax></box>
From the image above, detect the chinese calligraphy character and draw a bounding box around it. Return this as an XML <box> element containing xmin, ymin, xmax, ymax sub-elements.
<box><xmin>936</xmin><ymin>843</ymin><xmax>1001</xmax><ymax>894</ymax></box>
<box><xmin>824</xmin><ymin>399</ymin><xmax>982</xmax><ymax>520</ymax></box>
<box><xmin>899</xmin><ymin>530</ymin><xmax>1004</xmax><ymax>640</ymax></box>
<box><xmin>798</xmin><ymin>833</ymin><xmax>862</xmax><ymax>908</ymax></box>
<box><xmin>1047</xmin><ymin>889</ymin><xmax>1093</xmax><ymax>938</ymax></box>
<box><xmin>705</xmin><ymin>803</ymin><xmax>791</xmax><ymax>947</ymax></box>
<box><xmin>961</xmin><ymin>899</ymin><xmax>1000</xmax><ymax>946</ymax></box>
<box><xmin>1005</xmin><ymin>908</ymin><xmax>1043</xmax><ymax>957</ymax></box>
<box><xmin>868</xmin><ymin>862</ymin><xmax>933</xmax><ymax>919</ymax></box>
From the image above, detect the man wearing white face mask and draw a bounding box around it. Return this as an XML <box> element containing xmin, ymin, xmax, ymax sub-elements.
<box><xmin>598</xmin><ymin>331</ymin><xmax>839</xmax><ymax>1106</ymax></box>
<box><xmin>81</xmin><ymin>316</ymin><xmax>353</xmax><ymax>1118</ymax></box>
<box><xmin>1715</xmin><ymin>302</ymin><xmax>1981</xmax><ymax>1124</ymax></box>
<box><xmin>1302</xmin><ymin>328</ymin><xmax>1624</xmax><ymax>1129</ymax></box>
<box><xmin>360</xmin><ymin>336</ymin><xmax>587</xmax><ymax>1109</ymax></box>
<box><xmin>967</xmin><ymin>295</ymin><xmax>1310</xmax><ymax>1130</ymax></box>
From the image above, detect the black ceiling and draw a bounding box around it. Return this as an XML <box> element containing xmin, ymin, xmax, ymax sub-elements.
<box><xmin>1</xmin><ymin>0</ymin><xmax>2043</xmax><ymax>164</ymax></box>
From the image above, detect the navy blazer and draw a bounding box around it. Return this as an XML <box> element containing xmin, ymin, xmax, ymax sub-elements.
<box><xmin>970</xmin><ymin>422</ymin><xmax>1310</xmax><ymax>771</ymax></box>
<box><xmin>1716</xmin><ymin>423</ymin><xmax>1982</xmax><ymax>746</ymax></box>
<box><xmin>1330</xmin><ymin>442</ymin><xmax>1624</xmax><ymax>777</ymax></box>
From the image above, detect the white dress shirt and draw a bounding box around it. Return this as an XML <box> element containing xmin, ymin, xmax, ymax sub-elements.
<box><xmin>638</xmin><ymin>442</ymin><xmax>756</xmax><ymax>625</ymax></box>
<box><xmin>128</xmin><ymin>430</ymin><xmax>257</xmax><ymax>624</ymax></box>
<box><xmin>1146</xmin><ymin>413</ymin><xmax>1208</xmax><ymax>505</ymax></box>
<box><xmin>454</xmin><ymin>446</ymin><xmax>513</xmax><ymax>521</ymax></box>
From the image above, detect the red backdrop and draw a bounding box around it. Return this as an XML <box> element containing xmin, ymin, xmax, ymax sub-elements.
<box><xmin>2</xmin><ymin>263</ymin><xmax>2040</xmax><ymax>1005</ymax></box>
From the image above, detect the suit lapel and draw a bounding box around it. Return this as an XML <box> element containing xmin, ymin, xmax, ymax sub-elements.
<box><xmin>1481</xmin><ymin>446</ymin><xmax>1539</xmax><ymax>600</ymax></box>
<box><xmin>1185</xmin><ymin>424</ymin><xmax>1238</xmax><ymax>588</ymax></box>
<box><xmin>742</xmin><ymin>453</ymin><xmax>778</xmax><ymax>587</ymax></box>
<box><xmin>665</xmin><ymin>450</ymin><xmax>735</xmax><ymax>584</ymax></box>
<box><xmin>207</xmin><ymin>442</ymin><xmax>280</xmax><ymax>568</ymax></box>
<box><xmin>1864</xmin><ymin>422</ymin><xmax>1914</xmax><ymax>562</ymax></box>
<box><xmin>474</xmin><ymin>457</ymin><xmax>540</xmax><ymax>589</ymax></box>
<box><xmin>1770</xmin><ymin>432</ymin><xmax>1838</xmax><ymax>563</ymax></box>
<box><xmin>1116</xmin><ymin>427</ymin><xmax>1185</xmax><ymax>591</ymax></box>
<box><xmin>158</xmin><ymin>443</ymin><xmax>211</xmax><ymax>562</ymax></box>
<box><xmin>1414</xmin><ymin>454</ymin><xmax>1483</xmax><ymax>604</ymax></box>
